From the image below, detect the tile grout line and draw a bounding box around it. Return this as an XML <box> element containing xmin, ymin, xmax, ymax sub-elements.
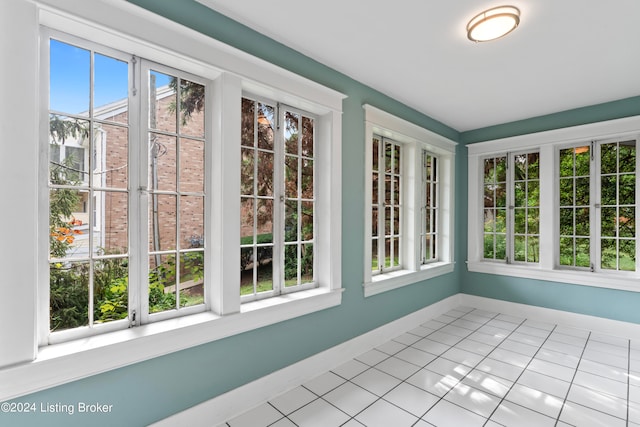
<box><xmin>554</xmin><ymin>330</ymin><xmax>591</xmax><ymax>427</ymax></box>
<box><xmin>407</xmin><ymin>308</ymin><xmax>512</xmax><ymax>425</ymax></box>
<box><xmin>479</xmin><ymin>319</ymin><xmax>558</xmax><ymax>426</ymax></box>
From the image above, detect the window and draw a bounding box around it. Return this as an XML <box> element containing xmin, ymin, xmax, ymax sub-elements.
<box><xmin>420</xmin><ymin>150</ymin><xmax>439</xmax><ymax>264</ymax></box>
<box><xmin>363</xmin><ymin>105</ymin><xmax>456</xmax><ymax>297</ymax></box>
<box><xmin>371</xmin><ymin>136</ymin><xmax>403</xmax><ymax>274</ymax></box>
<box><xmin>482</xmin><ymin>151</ymin><xmax>540</xmax><ymax>263</ymax></box>
<box><xmin>46</xmin><ymin>35</ymin><xmax>209</xmax><ymax>340</ymax></box>
<box><xmin>468</xmin><ymin>117</ymin><xmax>640</xmax><ymax>292</ymax></box>
<box><xmin>240</xmin><ymin>96</ymin><xmax>317</xmax><ymax>300</ymax></box>
<box><xmin>559</xmin><ymin>139</ymin><xmax>637</xmax><ymax>272</ymax></box>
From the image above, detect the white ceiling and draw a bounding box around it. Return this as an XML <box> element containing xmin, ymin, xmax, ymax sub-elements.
<box><xmin>196</xmin><ymin>1</ymin><xmax>640</xmax><ymax>132</ymax></box>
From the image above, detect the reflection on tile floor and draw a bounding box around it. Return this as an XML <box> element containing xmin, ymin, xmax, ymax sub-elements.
<box><xmin>220</xmin><ymin>306</ymin><xmax>640</xmax><ymax>427</ymax></box>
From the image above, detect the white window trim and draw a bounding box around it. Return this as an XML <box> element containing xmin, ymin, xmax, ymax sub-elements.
<box><xmin>363</xmin><ymin>105</ymin><xmax>456</xmax><ymax>297</ymax></box>
<box><xmin>467</xmin><ymin>115</ymin><xmax>640</xmax><ymax>292</ymax></box>
<box><xmin>0</xmin><ymin>0</ymin><xmax>344</xmax><ymax>402</ymax></box>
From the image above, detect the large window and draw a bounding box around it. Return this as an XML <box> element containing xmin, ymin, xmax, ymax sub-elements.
<box><xmin>559</xmin><ymin>140</ymin><xmax>637</xmax><ymax>272</ymax></box>
<box><xmin>468</xmin><ymin>120</ymin><xmax>640</xmax><ymax>292</ymax></box>
<box><xmin>240</xmin><ymin>97</ymin><xmax>317</xmax><ymax>300</ymax></box>
<box><xmin>363</xmin><ymin>105</ymin><xmax>456</xmax><ymax>297</ymax></box>
<box><xmin>482</xmin><ymin>151</ymin><xmax>540</xmax><ymax>264</ymax></box>
<box><xmin>46</xmin><ymin>35</ymin><xmax>209</xmax><ymax>340</ymax></box>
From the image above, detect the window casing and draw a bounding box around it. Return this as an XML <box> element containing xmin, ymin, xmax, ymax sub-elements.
<box><xmin>468</xmin><ymin>117</ymin><xmax>640</xmax><ymax>292</ymax></box>
<box><xmin>363</xmin><ymin>105</ymin><xmax>456</xmax><ymax>297</ymax></box>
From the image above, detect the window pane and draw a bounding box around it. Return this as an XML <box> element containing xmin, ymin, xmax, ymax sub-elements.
<box><xmin>619</xmin><ymin>206</ymin><xmax>635</xmax><ymax>238</ymax></box>
<box><xmin>601</xmin><ymin>239</ymin><xmax>617</xmax><ymax>270</ymax></box>
<box><xmin>180</xmin><ymin>138</ymin><xmax>204</xmax><ymax>193</ymax></box>
<box><xmin>180</xmin><ymin>195</ymin><xmax>204</xmax><ymax>249</ymax></box>
<box><xmin>301</xmin><ymin>201</ymin><xmax>314</xmax><ymax>241</ymax></box>
<box><xmin>285</xmin><ymin>200</ymin><xmax>299</xmax><ymax>242</ymax></box>
<box><xmin>149</xmin><ymin>70</ymin><xmax>176</xmax><ymax>133</ymax></box>
<box><xmin>49</xmin><ymin>188</ymin><xmax>87</xmax><ymax>260</ymax></box>
<box><xmin>240</xmin><ymin>198</ymin><xmax>254</xmax><ymax>243</ymax></box>
<box><xmin>620</xmin><ymin>240</ymin><xmax>636</xmax><ymax>271</ymax></box>
<box><xmin>94</xmin><ymin>53</ymin><xmax>128</xmax><ymax>124</ymax></box>
<box><xmin>559</xmin><ymin>178</ymin><xmax>574</xmax><ymax>206</ymax></box>
<box><xmin>284</xmin><ymin>243</ymin><xmax>299</xmax><ymax>285</ymax></box>
<box><xmin>301</xmin><ymin>159</ymin><xmax>314</xmax><ymax>197</ymax></box>
<box><xmin>257</xmin><ymin>104</ymin><xmax>275</xmax><ymax>150</ymax></box>
<box><xmin>178</xmin><ymin>79</ymin><xmax>205</xmax><ymax>138</ymax></box>
<box><xmin>575</xmin><ymin>207</ymin><xmax>589</xmax><ymax>236</ymax></box>
<box><xmin>149</xmin><ymin>254</ymin><xmax>176</xmax><ymax>313</ymax></box>
<box><xmin>149</xmin><ymin>194</ymin><xmax>177</xmax><ymax>252</ymax></box>
<box><xmin>601</xmin><ymin>207</ymin><xmax>617</xmax><ymax>237</ymax></box>
<box><xmin>257</xmin><ymin>199</ymin><xmax>274</xmax><ymax>241</ymax></box>
<box><xmin>149</xmin><ymin>133</ymin><xmax>177</xmax><ymax>192</ymax></box>
<box><xmin>285</xmin><ymin>111</ymin><xmax>299</xmax><ymax>155</ymax></box>
<box><xmin>601</xmin><ymin>143</ymin><xmax>618</xmax><ymax>174</ymax></box>
<box><xmin>301</xmin><ymin>117</ymin><xmax>314</xmax><ymax>157</ymax></box>
<box><xmin>257</xmin><ymin>151</ymin><xmax>274</xmax><ymax>197</ymax></box>
<box><xmin>241</xmin><ymin>98</ymin><xmax>255</xmax><ymax>147</ymax></box>
<box><xmin>371</xmin><ymin>239</ymin><xmax>379</xmax><ymax>272</ymax></box>
<box><xmin>98</xmin><ymin>123</ymin><xmax>129</xmax><ymax>189</ymax></box>
<box><xmin>240</xmin><ymin>148</ymin><xmax>255</xmax><ymax>196</ymax></box>
<box><xmin>514</xmin><ymin>235</ymin><xmax>525</xmax><ymax>262</ymax></box>
<box><xmin>619</xmin><ymin>140</ymin><xmax>636</xmax><ymax>173</ymax></box>
<box><xmin>94</xmin><ymin>257</ymin><xmax>129</xmax><ymax>324</ymax></box>
<box><xmin>179</xmin><ymin>251</ymin><xmax>204</xmax><ymax>307</ymax></box>
<box><xmin>285</xmin><ymin>155</ymin><xmax>298</xmax><ymax>198</ymax></box>
<box><xmin>95</xmin><ymin>191</ymin><xmax>128</xmax><ymax>255</ymax></box>
<box><xmin>575</xmin><ymin>238</ymin><xmax>590</xmax><ymax>267</ymax></box>
<box><xmin>50</xmin><ymin>261</ymin><xmax>89</xmax><ymax>331</ymax></box>
<box><xmin>527</xmin><ymin>237</ymin><xmax>539</xmax><ymax>263</ymax></box>
<box><xmin>50</xmin><ymin>39</ymin><xmax>90</xmax><ymax>115</ymax></box>
<box><xmin>49</xmin><ymin>116</ymin><xmax>90</xmax><ymax>186</ymax></box>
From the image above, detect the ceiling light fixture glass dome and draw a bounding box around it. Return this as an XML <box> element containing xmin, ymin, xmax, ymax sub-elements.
<box><xmin>467</xmin><ymin>5</ymin><xmax>520</xmax><ymax>42</ymax></box>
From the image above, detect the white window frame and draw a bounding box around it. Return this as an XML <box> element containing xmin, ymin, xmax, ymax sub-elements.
<box><xmin>363</xmin><ymin>105</ymin><xmax>456</xmax><ymax>297</ymax></box>
<box><xmin>467</xmin><ymin>115</ymin><xmax>640</xmax><ymax>292</ymax></box>
<box><xmin>0</xmin><ymin>0</ymin><xmax>344</xmax><ymax>402</ymax></box>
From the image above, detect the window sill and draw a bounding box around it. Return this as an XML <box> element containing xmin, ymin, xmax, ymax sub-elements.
<box><xmin>0</xmin><ymin>288</ymin><xmax>343</xmax><ymax>402</ymax></box>
<box><xmin>363</xmin><ymin>262</ymin><xmax>454</xmax><ymax>297</ymax></box>
<box><xmin>467</xmin><ymin>261</ymin><xmax>640</xmax><ymax>293</ymax></box>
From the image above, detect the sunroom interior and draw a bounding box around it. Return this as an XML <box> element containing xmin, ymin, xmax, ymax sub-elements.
<box><xmin>1</xmin><ymin>0</ymin><xmax>640</xmax><ymax>426</ymax></box>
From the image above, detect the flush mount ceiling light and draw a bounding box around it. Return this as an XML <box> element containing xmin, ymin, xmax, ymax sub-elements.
<box><xmin>467</xmin><ymin>5</ymin><xmax>520</xmax><ymax>42</ymax></box>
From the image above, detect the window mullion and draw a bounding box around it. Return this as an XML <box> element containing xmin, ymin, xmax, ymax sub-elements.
<box><xmin>273</xmin><ymin>105</ymin><xmax>285</xmax><ymax>294</ymax></box>
<box><xmin>591</xmin><ymin>141</ymin><xmax>597</xmax><ymax>271</ymax></box>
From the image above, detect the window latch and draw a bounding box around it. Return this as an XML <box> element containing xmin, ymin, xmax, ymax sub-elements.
<box><xmin>129</xmin><ymin>310</ymin><xmax>136</xmax><ymax>328</ymax></box>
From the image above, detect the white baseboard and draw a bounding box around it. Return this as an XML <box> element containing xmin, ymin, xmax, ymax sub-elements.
<box><xmin>458</xmin><ymin>294</ymin><xmax>640</xmax><ymax>339</ymax></box>
<box><xmin>150</xmin><ymin>294</ymin><xmax>461</xmax><ymax>427</ymax></box>
<box><xmin>151</xmin><ymin>293</ymin><xmax>640</xmax><ymax>426</ymax></box>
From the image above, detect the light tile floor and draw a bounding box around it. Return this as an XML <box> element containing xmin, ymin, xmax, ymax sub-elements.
<box><xmin>221</xmin><ymin>306</ymin><xmax>640</xmax><ymax>426</ymax></box>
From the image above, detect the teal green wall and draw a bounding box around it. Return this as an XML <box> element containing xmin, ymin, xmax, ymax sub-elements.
<box><xmin>4</xmin><ymin>1</ymin><xmax>639</xmax><ymax>426</ymax></box>
<box><xmin>459</xmin><ymin>96</ymin><xmax>640</xmax><ymax>324</ymax></box>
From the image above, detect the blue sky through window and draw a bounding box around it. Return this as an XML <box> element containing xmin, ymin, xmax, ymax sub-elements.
<box><xmin>50</xmin><ymin>39</ymin><xmax>170</xmax><ymax>115</ymax></box>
